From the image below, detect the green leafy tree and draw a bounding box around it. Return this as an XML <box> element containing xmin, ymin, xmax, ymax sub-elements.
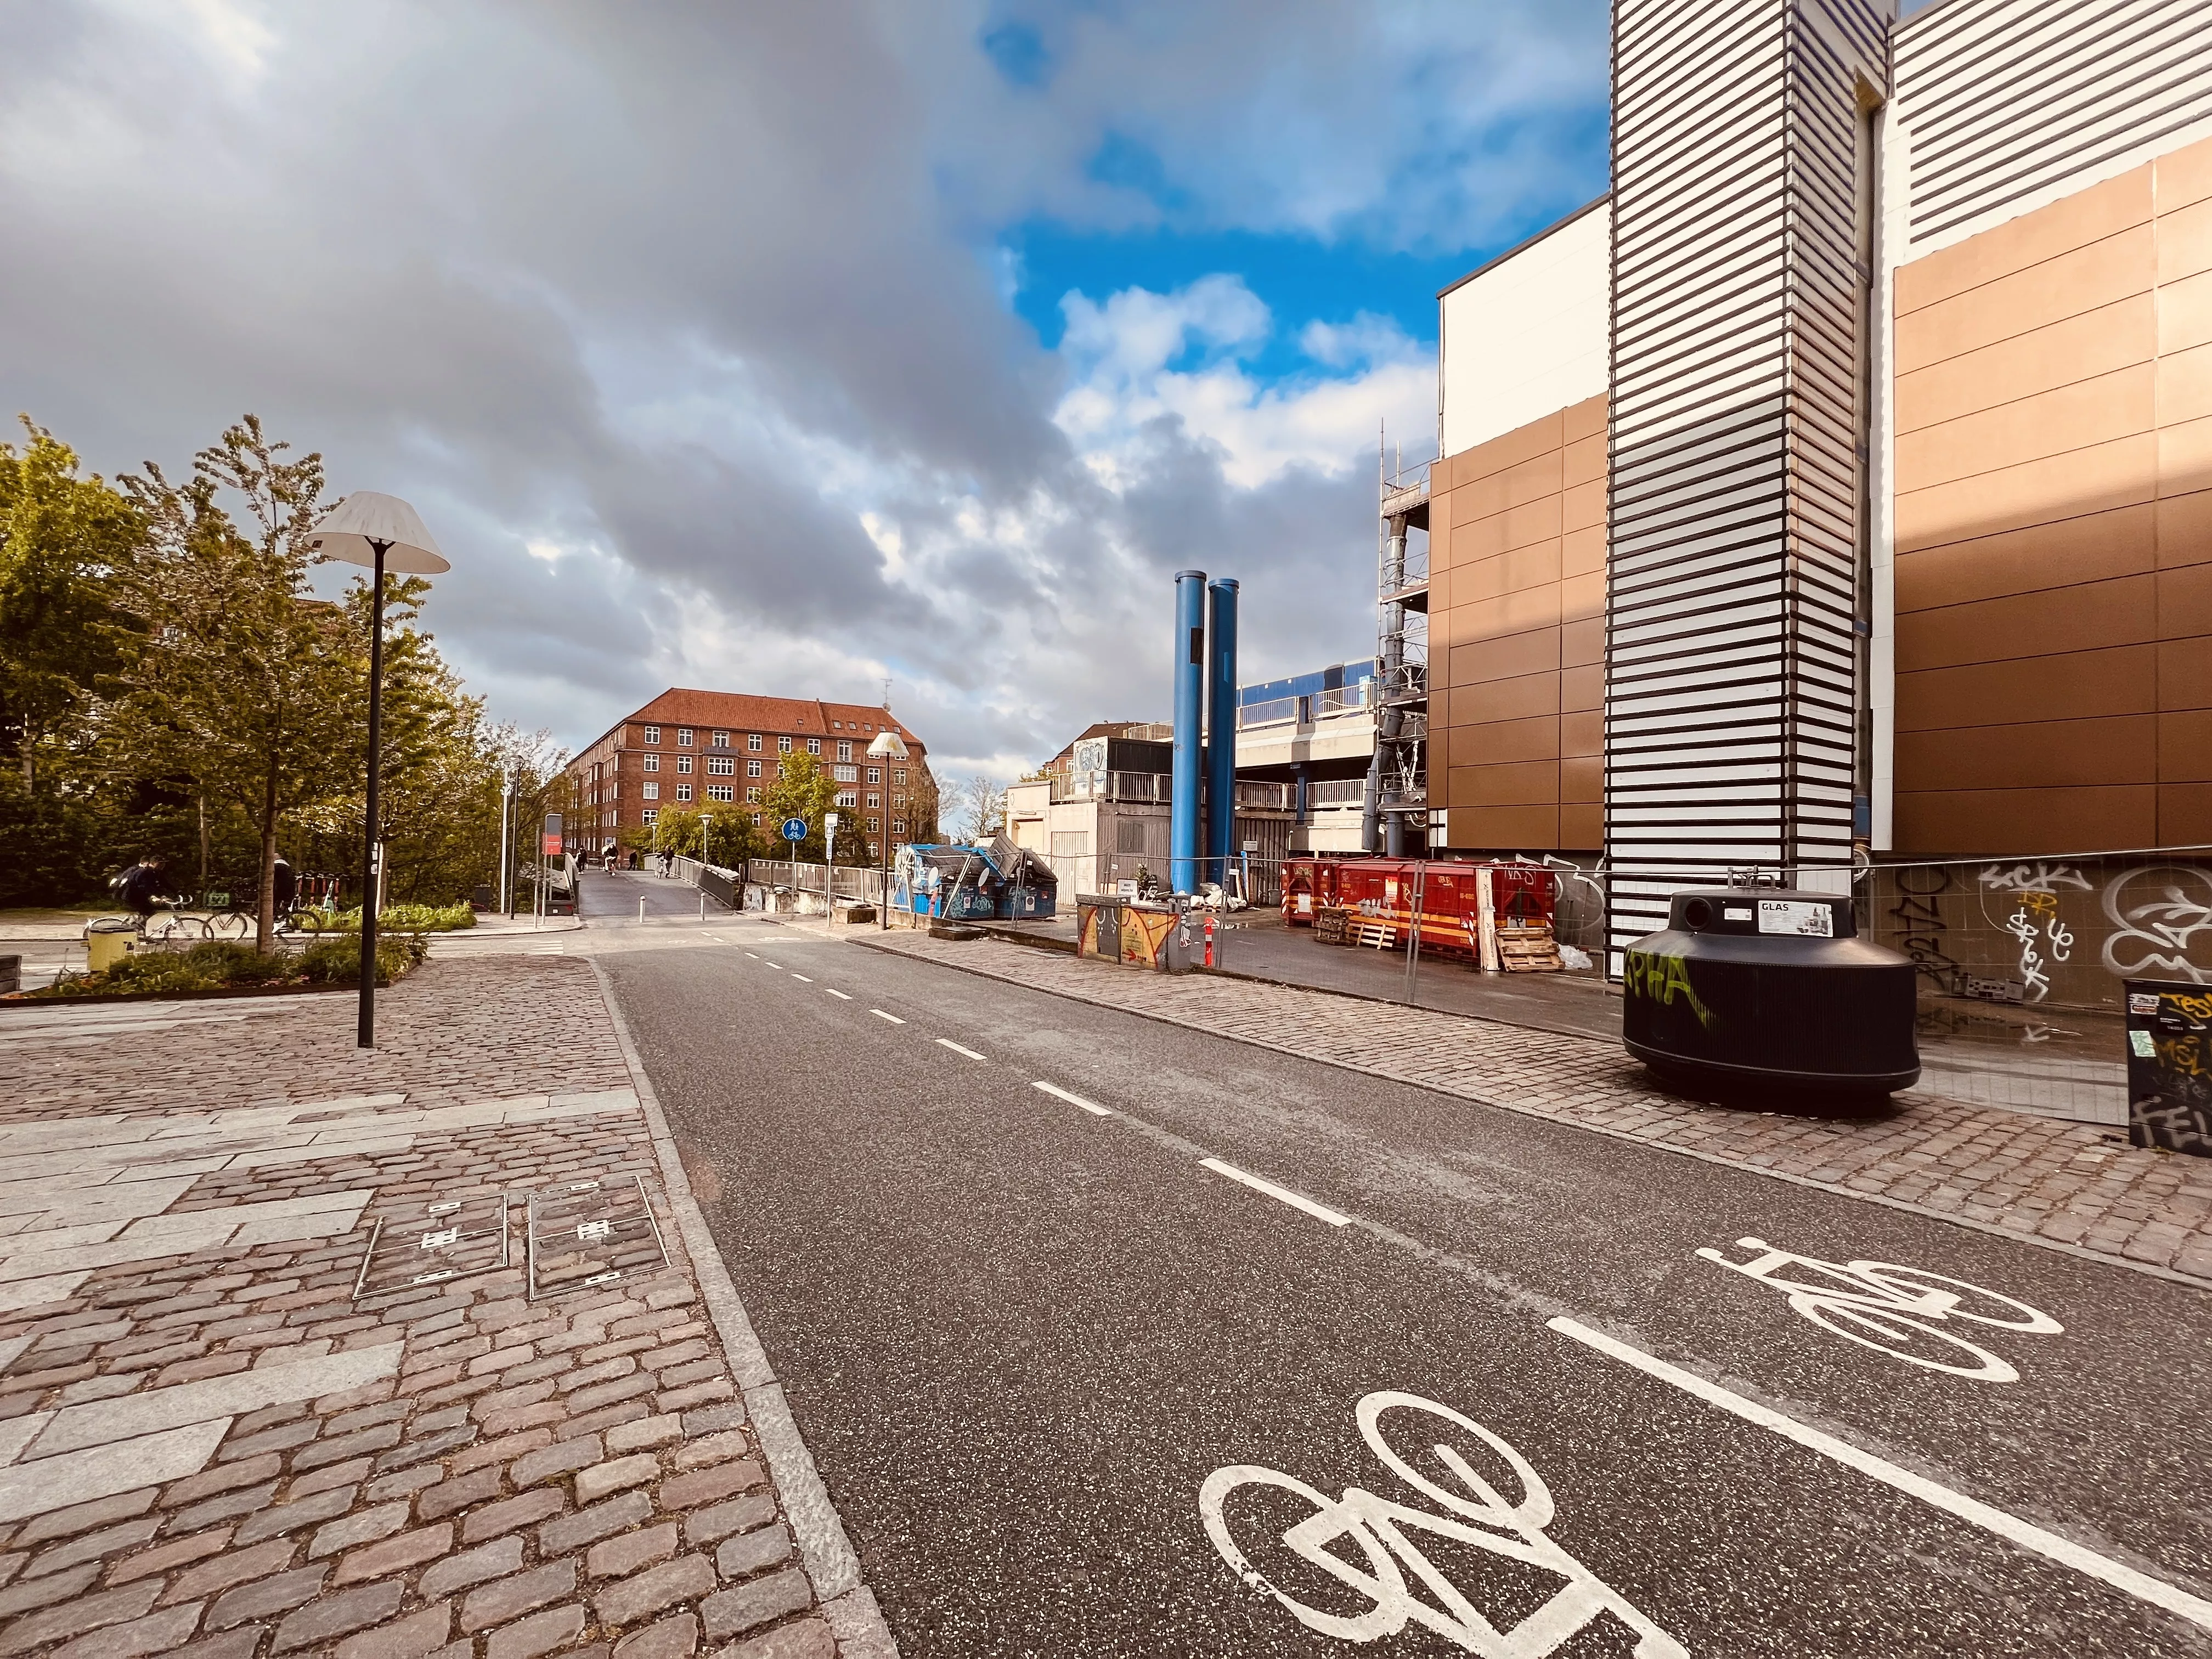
<box><xmin>760</xmin><ymin>749</ymin><xmax>843</xmax><ymax>863</ymax></box>
<box><xmin>0</xmin><ymin>420</ymin><xmax>141</xmax><ymax>788</ymax></box>
<box><xmin>112</xmin><ymin>417</ymin><xmax>362</xmax><ymax>951</ymax></box>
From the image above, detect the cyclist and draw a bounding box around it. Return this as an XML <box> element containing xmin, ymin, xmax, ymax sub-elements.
<box><xmin>115</xmin><ymin>853</ymin><xmax>175</xmax><ymax>921</ymax></box>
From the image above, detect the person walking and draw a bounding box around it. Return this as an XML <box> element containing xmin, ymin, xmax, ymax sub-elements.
<box><xmin>270</xmin><ymin>854</ymin><xmax>297</xmax><ymax>918</ymax></box>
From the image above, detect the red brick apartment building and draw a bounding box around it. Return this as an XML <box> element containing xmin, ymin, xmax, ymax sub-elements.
<box><xmin>566</xmin><ymin>690</ymin><xmax>930</xmax><ymax>852</ymax></box>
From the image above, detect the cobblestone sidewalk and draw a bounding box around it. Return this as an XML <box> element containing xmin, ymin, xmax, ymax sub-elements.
<box><xmin>860</xmin><ymin>929</ymin><xmax>2212</xmax><ymax>1288</ymax></box>
<box><xmin>0</xmin><ymin>956</ymin><xmax>890</xmax><ymax>1659</ymax></box>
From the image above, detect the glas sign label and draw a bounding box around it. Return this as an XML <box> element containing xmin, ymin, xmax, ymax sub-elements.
<box><xmin>781</xmin><ymin>818</ymin><xmax>807</xmax><ymax>842</ymax></box>
<box><xmin>1757</xmin><ymin>899</ymin><xmax>1833</xmax><ymax>938</ymax></box>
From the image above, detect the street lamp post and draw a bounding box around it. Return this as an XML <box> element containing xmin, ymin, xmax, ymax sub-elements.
<box><xmin>866</xmin><ymin>728</ymin><xmax>909</xmax><ymax>929</ymax></box>
<box><xmin>308</xmin><ymin>493</ymin><xmax>449</xmax><ymax>1051</ymax></box>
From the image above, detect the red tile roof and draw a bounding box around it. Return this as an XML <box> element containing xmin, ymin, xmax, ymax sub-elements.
<box><xmin>579</xmin><ymin>689</ymin><xmax>928</xmax><ymax>757</ymax></box>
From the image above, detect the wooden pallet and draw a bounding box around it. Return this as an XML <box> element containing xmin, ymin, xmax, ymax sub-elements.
<box><xmin>1496</xmin><ymin>921</ymin><xmax>1563</xmax><ymax>972</ymax></box>
<box><xmin>1349</xmin><ymin>917</ymin><xmax>1400</xmax><ymax>950</ymax></box>
<box><xmin>1313</xmin><ymin>906</ymin><xmax>1350</xmax><ymax>945</ymax></box>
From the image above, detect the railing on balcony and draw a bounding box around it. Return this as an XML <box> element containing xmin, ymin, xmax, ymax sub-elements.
<box><xmin>1045</xmin><ymin>771</ymin><xmax>1297</xmax><ymax>810</ymax></box>
<box><xmin>1237</xmin><ymin>680</ymin><xmax>1375</xmax><ymax>730</ymax></box>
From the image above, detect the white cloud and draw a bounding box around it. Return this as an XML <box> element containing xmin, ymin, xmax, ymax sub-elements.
<box><xmin>1053</xmin><ymin>277</ymin><xmax>1433</xmax><ymax>491</ymax></box>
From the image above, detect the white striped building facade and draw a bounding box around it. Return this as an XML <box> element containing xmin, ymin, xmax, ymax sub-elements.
<box><xmin>1414</xmin><ymin>0</ymin><xmax>2212</xmax><ymax>970</ymax></box>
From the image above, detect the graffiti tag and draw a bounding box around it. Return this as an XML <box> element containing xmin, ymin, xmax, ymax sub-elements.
<box><xmin>1979</xmin><ymin>861</ymin><xmax>2092</xmax><ymax>894</ymax></box>
<box><xmin>2101</xmin><ymin>866</ymin><xmax>2212</xmax><ymax>986</ymax></box>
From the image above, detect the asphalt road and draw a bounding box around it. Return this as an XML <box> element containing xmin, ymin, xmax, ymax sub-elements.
<box><xmin>586</xmin><ymin>876</ymin><xmax>2212</xmax><ymax>1657</ymax></box>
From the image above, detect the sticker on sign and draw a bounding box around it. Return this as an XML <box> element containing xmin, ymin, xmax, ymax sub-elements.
<box><xmin>1757</xmin><ymin>899</ymin><xmax>1832</xmax><ymax>937</ymax></box>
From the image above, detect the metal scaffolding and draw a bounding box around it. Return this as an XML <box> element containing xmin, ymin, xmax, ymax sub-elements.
<box><xmin>1366</xmin><ymin>434</ymin><xmax>1430</xmax><ymax>855</ymax></box>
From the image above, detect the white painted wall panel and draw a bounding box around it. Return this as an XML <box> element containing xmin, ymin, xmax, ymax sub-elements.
<box><xmin>1438</xmin><ymin>201</ymin><xmax>1610</xmax><ymax>456</ymax></box>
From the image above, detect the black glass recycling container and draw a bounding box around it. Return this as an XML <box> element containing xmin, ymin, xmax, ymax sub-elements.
<box><xmin>1622</xmin><ymin>888</ymin><xmax>1918</xmax><ymax>1097</ymax></box>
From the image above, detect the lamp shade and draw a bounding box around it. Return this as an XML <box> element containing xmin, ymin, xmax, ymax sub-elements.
<box><xmin>866</xmin><ymin>729</ymin><xmax>909</xmax><ymax>760</ymax></box>
<box><xmin>308</xmin><ymin>492</ymin><xmax>450</xmax><ymax>574</ymax></box>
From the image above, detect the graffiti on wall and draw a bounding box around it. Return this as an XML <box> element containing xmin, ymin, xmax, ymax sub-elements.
<box><xmin>1871</xmin><ymin>856</ymin><xmax>2212</xmax><ymax>1009</ymax></box>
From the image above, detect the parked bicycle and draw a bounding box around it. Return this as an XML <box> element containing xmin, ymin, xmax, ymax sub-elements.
<box><xmin>1696</xmin><ymin>1236</ymin><xmax>2063</xmax><ymax>1381</ymax></box>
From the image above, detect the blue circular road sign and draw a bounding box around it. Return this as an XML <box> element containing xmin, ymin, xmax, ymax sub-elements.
<box><xmin>781</xmin><ymin>818</ymin><xmax>807</xmax><ymax>842</ymax></box>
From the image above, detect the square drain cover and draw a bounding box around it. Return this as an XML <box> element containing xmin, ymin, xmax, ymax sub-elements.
<box><xmin>527</xmin><ymin>1175</ymin><xmax>669</xmax><ymax>1300</ymax></box>
<box><xmin>353</xmin><ymin>1195</ymin><xmax>510</xmax><ymax>1302</ymax></box>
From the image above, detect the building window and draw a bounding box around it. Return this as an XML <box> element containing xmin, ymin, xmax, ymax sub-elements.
<box><xmin>746</xmin><ymin>759</ymin><xmax>761</xmax><ymax>778</ymax></box>
<box><xmin>642</xmin><ymin>808</ymin><xmax>659</xmax><ymax>826</ymax></box>
<box><xmin>836</xmin><ymin>790</ymin><xmax>858</xmax><ymax>808</ymax></box>
<box><xmin>676</xmin><ymin>783</ymin><xmax>693</xmax><ymax>802</ymax></box>
<box><xmin>866</xmin><ymin>767</ymin><xmax>881</xmax><ymax>785</ymax></box>
<box><xmin>675</xmin><ymin>755</ymin><xmax>691</xmax><ymax>774</ymax></box>
<box><xmin>746</xmin><ymin>788</ymin><xmax>761</xmax><ymax>803</ymax></box>
<box><xmin>806</xmin><ymin>738</ymin><xmax>821</xmax><ymax>755</ymax></box>
<box><xmin>643</xmin><ymin>754</ymin><xmax>659</xmax><ymax>773</ymax></box>
<box><xmin>833</xmin><ymin>764</ymin><xmax>857</xmax><ymax>783</ymax></box>
<box><xmin>712</xmin><ymin>731</ymin><xmax>730</xmax><ymax>748</ymax></box>
<box><xmin>893</xmin><ymin>820</ymin><xmax>905</xmax><ymax>835</ymax></box>
<box><xmin>867</xmin><ymin>816</ymin><xmax>880</xmax><ymax>832</ymax></box>
<box><xmin>893</xmin><ymin>769</ymin><xmax>907</xmax><ymax>785</ymax></box>
<box><xmin>837</xmin><ymin>741</ymin><xmax>853</xmax><ymax>762</ymax></box>
<box><xmin>748</xmin><ymin>733</ymin><xmax>762</xmax><ymax>751</ymax></box>
<box><xmin>708</xmin><ymin>785</ymin><xmax>733</xmax><ymax>803</ymax></box>
<box><xmin>778</xmin><ymin>736</ymin><xmax>792</xmax><ymax>753</ymax></box>
<box><xmin>867</xmin><ymin>792</ymin><xmax>881</xmax><ymax>809</ymax></box>
<box><xmin>752</xmin><ymin>812</ymin><xmax>763</xmax><ymax>827</ymax></box>
<box><xmin>642</xmin><ymin>782</ymin><xmax>659</xmax><ymax>800</ymax></box>
<box><xmin>677</xmin><ymin>729</ymin><xmax>693</xmax><ymax>747</ymax></box>
<box><xmin>642</xmin><ymin>724</ymin><xmax>661</xmax><ymax>745</ymax></box>
<box><xmin>708</xmin><ymin>757</ymin><xmax>734</xmax><ymax>775</ymax></box>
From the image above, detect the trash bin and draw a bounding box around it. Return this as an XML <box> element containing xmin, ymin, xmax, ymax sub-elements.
<box><xmin>85</xmin><ymin>918</ymin><xmax>134</xmax><ymax>974</ymax></box>
<box><xmin>2123</xmin><ymin>980</ymin><xmax>2212</xmax><ymax>1156</ymax></box>
<box><xmin>1622</xmin><ymin>888</ymin><xmax>1918</xmax><ymax>1096</ymax></box>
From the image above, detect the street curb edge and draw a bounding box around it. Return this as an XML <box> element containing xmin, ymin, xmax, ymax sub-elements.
<box><xmin>587</xmin><ymin>955</ymin><xmax>899</xmax><ymax>1656</ymax></box>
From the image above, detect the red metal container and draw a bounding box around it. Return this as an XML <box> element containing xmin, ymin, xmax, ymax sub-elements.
<box><xmin>1281</xmin><ymin>855</ymin><xmax>1556</xmax><ymax>961</ymax></box>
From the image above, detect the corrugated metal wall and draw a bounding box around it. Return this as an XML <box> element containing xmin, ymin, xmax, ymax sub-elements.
<box><xmin>1605</xmin><ymin>0</ymin><xmax>1890</xmax><ymax>967</ymax></box>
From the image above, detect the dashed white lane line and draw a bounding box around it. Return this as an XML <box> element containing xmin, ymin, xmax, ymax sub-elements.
<box><xmin>1548</xmin><ymin>1317</ymin><xmax>2212</xmax><ymax>1633</ymax></box>
<box><xmin>825</xmin><ymin>989</ymin><xmax>853</xmax><ymax>1001</ymax></box>
<box><xmin>935</xmin><ymin>1039</ymin><xmax>986</xmax><ymax>1062</ymax></box>
<box><xmin>1032</xmin><ymin>1081</ymin><xmax>1111</xmax><ymax>1117</ymax></box>
<box><xmin>763</xmin><ymin>962</ymin><xmax>782</xmax><ymax>969</ymax></box>
<box><xmin>1199</xmin><ymin>1158</ymin><xmax>1351</xmax><ymax>1228</ymax></box>
<box><xmin>744</xmin><ymin>951</ymin><xmax>759</xmax><ymax>958</ymax></box>
<box><xmin>871</xmin><ymin>1010</ymin><xmax>904</xmax><ymax>1024</ymax></box>
<box><xmin>791</xmin><ymin>974</ymin><xmax>813</xmax><ymax>983</ymax></box>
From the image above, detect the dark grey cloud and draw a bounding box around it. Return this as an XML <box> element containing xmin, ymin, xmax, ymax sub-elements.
<box><xmin>0</xmin><ymin>0</ymin><xmax>1604</xmax><ymax>773</ymax></box>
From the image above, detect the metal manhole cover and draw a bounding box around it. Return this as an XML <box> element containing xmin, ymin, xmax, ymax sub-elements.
<box><xmin>353</xmin><ymin>1195</ymin><xmax>510</xmax><ymax>1302</ymax></box>
<box><xmin>527</xmin><ymin>1175</ymin><xmax>669</xmax><ymax>1300</ymax></box>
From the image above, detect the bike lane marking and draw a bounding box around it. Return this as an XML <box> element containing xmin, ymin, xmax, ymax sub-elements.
<box><xmin>936</xmin><ymin>1038</ymin><xmax>986</xmax><ymax>1061</ymax></box>
<box><xmin>1032</xmin><ymin>1081</ymin><xmax>1111</xmax><ymax>1116</ymax></box>
<box><xmin>1200</xmin><ymin>1158</ymin><xmax>1351</xmax><ymax>1227</ymax></box>
<box><xmin>1548</xmin><ymin>1316</ymin><xmax>2212</xmax><ymax>1634</ymax></box>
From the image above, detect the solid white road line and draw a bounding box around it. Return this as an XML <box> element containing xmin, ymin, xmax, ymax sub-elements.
<box><xmin>1199</xmin><ymin>1158</ymin><xmax>1351</xmax><ymax>1228</ymax></box>
<box><xmin>791</xmin><ymin>974</ymin><xmax>813</xmax><ymax>983</ymax></box>
<box><xmin>935</xmin><ymin>1039</ymin><xmax>986</xmax><ymax>1061</ymax></box>
<box><xmin>825</xmin><ymin>989</ymin><xmax>852</xmax><ymax>1001</ymax></box>
<box><xmin>1032</xmin><ymin>1081</ymin><xmax>1111</xmax><ymax>1116</ymax></box>
<box><xmin>1547</xmin><ymin>1317</ymin><xmax>2212</xmax><ymax>1633</ymax></box>
<box><xmin>871</xmin><ymin>1010</ymin><xmax>904</xmax><ymax>1024</ymax></box>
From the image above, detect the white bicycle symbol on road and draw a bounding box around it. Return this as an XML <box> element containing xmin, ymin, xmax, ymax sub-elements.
<box><xmin>1697</xmin><ymin>1237</ymin><xmax>2063</xmax><ymax>1382</ymax></box>
<box><xmin>1200</xmin><ymin>1391</ymin><xmax>1685</xmax><ymax>1657</ymax></box>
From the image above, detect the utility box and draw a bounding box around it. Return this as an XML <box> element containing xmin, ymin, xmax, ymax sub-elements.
<box><xmin>2124</xmin><ymin>981</ymin><xmax>2212</xmax><ymax>1156</ymax></box>
<box><xmin>1623</xmin><ymin>888</ymin><xmax>1918</xmax><ymax>1098</ymax></box>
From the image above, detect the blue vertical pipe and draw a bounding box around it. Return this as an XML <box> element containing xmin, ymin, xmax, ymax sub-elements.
<box><xmin>1205</xmin><ymin>578</ymin><xmax>1239</xmax><ymax>887</ymax></box>
<box><xmin>1171</xmin><ymin>570</ymin><xmax>1207</xmax><ymax>893</ymax></box>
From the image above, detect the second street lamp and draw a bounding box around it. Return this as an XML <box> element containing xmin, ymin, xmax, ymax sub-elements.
<box><xmin>866</xmin><ymin>727</ymin><xmax>909</xmax><ymax>929</ymax></box>
<box><xmin>308</xmin><ymin>492</ymin><xmax>449</xmax><ymax>1051</ymax></box>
